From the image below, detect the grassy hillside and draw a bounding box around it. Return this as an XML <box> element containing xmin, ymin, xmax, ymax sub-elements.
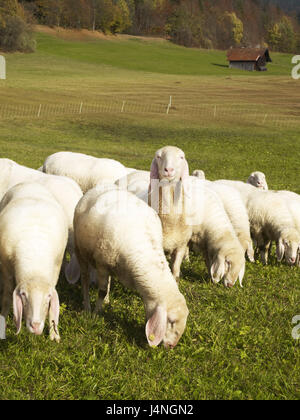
<box><xmin>0</xmin><ymin>28</ymin><xmax>299</xmax><ymax>400</ymax></box>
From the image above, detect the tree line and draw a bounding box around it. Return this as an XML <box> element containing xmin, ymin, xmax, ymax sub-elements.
<box><xmin>1</xmin><ymin>0</ymin><xmax>299</xmax><ymax>53</ymax></box>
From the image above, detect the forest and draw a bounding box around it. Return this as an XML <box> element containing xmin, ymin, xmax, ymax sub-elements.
<box><xmin>1</xmin><ymin>0</ymin><xmax>300</xmax><ymax>53</ymax></box>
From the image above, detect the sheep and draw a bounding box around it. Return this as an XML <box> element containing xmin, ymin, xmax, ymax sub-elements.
<box><xmin>74</xmin><ymin>186</ymin><xmax>189</xmax><ymax>349</ymax></box>
<box><xmin>215</xmin><ymin>179</ymin><xmax>300</xmax><ymax>265</ymax></box>
<box><xmin>245</xmin><ymin>190</ymin><xmax>300</xmax><ymax>265</ymax></box>
<box><xmin>247</xmin><ymin>171</ymin><xmax>268</xmax><ymax>190</ymax></box>
<box><xmin>204</xmin><ymin>180</ymin><xmax>254</xmax><ymax>262</ymax></box>
<box><xmin>192</xmin><ymin>169</ymin><xmax>205</xmax><ymax>179</ymax></box>
<box><xmin>115</xmin><ymin>170</ymin><xmax>150</xmax><ymax>197</ymax></box>
<box><xmin>190</xmin><ymin>179</ymin><xmax>246</xmax><ymax>287</ymax></box>
<box><xmin>276</xmin><ymin>191</ymin><xmax>300</xmax><ymax>266</ymax></box>
<box><xmin>0</xmin><ymin>158</ymin><xmax>83</xmax><ymax>284</ymax></box>
<box><xmin>148</xmin><ymin>146</ymin><xmax>194</xmax><ymax>283</ymax></box>
<box><xmin>0</xmin><ymin>182</ymin><xmax>68</xmax><ymax>341</ymax></box>
<box><xmin>42</xmin><ymin>151</ymin><xmax>128</xmax><ymax>193</ymax></box>
<box><xmin>215</xmin><ymin>179</ymin><xmax>257</xmax><ymax>205</ymax></box>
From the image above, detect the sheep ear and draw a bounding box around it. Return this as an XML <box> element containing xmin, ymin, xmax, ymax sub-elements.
<box><xmin>145</xmin><ymin>305</ymin><xmax>167</xmax><ymax>347</ymax></box>
<box><xmin>150</xmin><ymin>158</ymin><xmax>159</xmax><ymax>179</ymax></box>
<box><xmin>276</xmin><ymin>239</ymin><xmax>285</xmax><ymax>261</ymax></box>
<box><xmin>180</xmin><ymin>158</ymin><xmax>189</xmax><ymax>181</ymax></box>
<box><xmin>210</xmin><ymin>257</ymin><xmax>226</xmax><ymax>283</ymax></box>
<box><xmin>64</xmin><ymin>253</ymin><xmax>81</xmax><ymax>284</ymax></box>
<box><xmin>13</xmin><ymin>289</ymin><xmax>23</xmax><ymax>335</ymax></box>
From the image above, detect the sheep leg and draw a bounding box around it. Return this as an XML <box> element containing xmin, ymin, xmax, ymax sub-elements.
<box><xmin>171</xmin><ymin>246</ymin><xmax>186</xmax><ymax>283</ymax></box>
<box><xmin>183</xmin><ymin>246</ymin><xmax>190</xmax><ymax>263</ymax></box>
<box><xmin>259</xmin><ymin>240</ymin><xmax>271</xmax><ymax>265</ymax></box>
<box><xmin>78</xmin><ymin>258</ymin><xmax>91</xmax><ymax>313</ymax></box>
<box><xmin>94</xmin><ymin>268</ymin><xmax>111</xmax><ymax>314</ymax></box>
<box><xmin>0</xmin><ymin>271</ymin><xmax>14</xmax><ymax>340</ymax></box>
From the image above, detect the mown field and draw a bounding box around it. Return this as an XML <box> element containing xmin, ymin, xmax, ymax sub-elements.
<box><xmin>0</xmin><ymin>28</ymin><xmax>299</xmax><ymax>400</ymax></box>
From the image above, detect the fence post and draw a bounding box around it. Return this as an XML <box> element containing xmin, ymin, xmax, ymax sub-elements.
<box><xmin>214</xmin><ymin>105</ymin><xmax>217</xmax><ymax>118</ymax></box>
<box><xmin>79</xmin><ymin>102</ymin><xmax>83</xmax><ymax>114</ymax></box>
<box><xmin>37</xmin><ymin>104</ymin><xmax>42</xmax><ymax>118</ymax></box>
<box><xmin>121</xmin><ymin>100</ymin><xmax>126</xmax><ymax>113</ymax></box>
<box><xmin>166</xmin><ymin>96</ymin><xmax>172</xmax><ymax>114</ymax></box>
<box><xmin>262</xmin><ymin>113</ymin><xmax>268</xmax><ymax>124</ymax></box>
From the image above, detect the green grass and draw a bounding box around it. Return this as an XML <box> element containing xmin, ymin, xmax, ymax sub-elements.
<box><xmin>0</xmin><ymin>28</ymin><xmax>299</xmax><ymax>400</ymax></box>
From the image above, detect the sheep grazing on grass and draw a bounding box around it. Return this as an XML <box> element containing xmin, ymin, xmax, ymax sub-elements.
<box><xmin>0</xmin><ymin>158</ymin><xmax>83</xmax><ymax>284</ymax></box>
<box><xmin>246</xmin><ymin>190</ymin><xmax>300</xmax><ymax>265</ymax></box>
<box><xmin>205</xmin><ymin>181</ymin><xmax>254</xmax><ymax>262</ymax></box>
<box><xmin>115</xmin><ymin>170</ymin><xmax>150</xmax><ymax>197</ymax></box>
<box><xmin>74</xmin><ymin>186</ymin><xmax>189</xmax><ymax>349</ymax></box>
<box><xmin>0</xmin><ymin>182</ymin><xmax>68</xmax><ymax>341</ymax></box>
<box><xmin>42</xmin><ymin>151</ymin><xmax>128</xmax><ymax>193</ymax></box>
<box><xmin>247</xmin><ymin>171</ymin><xmax>268</xmax><ymax>190</ymax></box>
<box><xmin>190</xmin><ymin>179</ymin><xmax>246</xmax><ymax>287</ymax></box>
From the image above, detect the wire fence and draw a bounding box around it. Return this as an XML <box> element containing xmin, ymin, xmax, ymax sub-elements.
<box><xmin>0</xmin><ymin>97</ymin><xmax>299</xmax><ymax>129</ymax></box>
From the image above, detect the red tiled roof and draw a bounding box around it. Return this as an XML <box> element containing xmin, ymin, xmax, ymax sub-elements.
<box><xmin>227</xmin><ymin>48</ymin><xmax>270</xmax><ymax>62</ymax></box>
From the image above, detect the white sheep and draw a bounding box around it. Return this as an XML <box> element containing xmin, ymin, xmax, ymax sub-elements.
<box><xmin>190</xmin><ymin>179</ymin><xmax>246</xmax><ymax>287</ymax></box>
<box><xmin>74</xmin><ymin>186</ymin><xmax>189</xmax><ymax>349</ymax></box>
<box><xmin>115</xmin><ymin>169</ymin><xmax>150</xmax><ymax>197</ymax></box>
<box><xmin>42</xmin><ymin>151</ymin><xmax>128</xmax><ymax>193</ymax></box>
<box><xmin>148</xmin><ymin>146</ymin><xmax>194</xmax><ymax>283</ymax></box>
<box><xmin>192</xmin><ymin>169</ymin><xmax>205</xmax><ymax>179</ymax></box>
<box><xmin>0</xmin><ymin>158</ymin><xmax>83</xmax><ymax>284</ymax></box>
<box><xmin>204</xmin><ymin>180</ymin><xmax>254</xmax><ymax>262</ymax></box>
<box><xmin>0</xmin><ymin>182</ymin><xmax>68</xmax><ymax>341</ymax></box>
<box><xmin>247</xmin><ymin>171</ymin><xmax>268</xmax><ymax>190</ymax></box>
<box><xmin>246</xmin><ymin>189</ymin><xmax>300</xmax><ymax>265</ymax></box>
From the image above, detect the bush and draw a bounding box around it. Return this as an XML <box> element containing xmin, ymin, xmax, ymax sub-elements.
<box><xmin>0</xmin><ymin>14</ymin><xmax>35</xmax><ymax>53</ymax></box>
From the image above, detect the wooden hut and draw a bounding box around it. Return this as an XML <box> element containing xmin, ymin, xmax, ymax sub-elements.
<box><xmin>227</xmin><ymin>48</ymin><xmax>272</xmax><ymax>71</ymax></box>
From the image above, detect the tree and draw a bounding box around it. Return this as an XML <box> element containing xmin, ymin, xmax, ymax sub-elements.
<box><xmin>267</xmin><ymin>16</ymin><xmax>296</xmax><ymax>52</ymax></box>
<box><xmin>0</xmin><ymin>0</ymin><xmax>35</xmax><ymax>52</ymax></box>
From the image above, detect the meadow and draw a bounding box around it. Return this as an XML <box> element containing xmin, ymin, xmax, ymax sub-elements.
<box><xmin>0</xmin><ymin>27</ymin><xmax>299</xmax><ymax>400</ymax></box>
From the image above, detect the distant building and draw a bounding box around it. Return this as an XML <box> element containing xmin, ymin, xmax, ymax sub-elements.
<box><xmin>227</xmin><ymin>48</ymin><xmax>272</xmax><ymax>71</ymax></box>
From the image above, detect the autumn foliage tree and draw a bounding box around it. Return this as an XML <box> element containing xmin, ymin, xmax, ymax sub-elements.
<box><xmin>0</xmin><ymin>0</ymin><xmax>35</xmax><ymax>52</ymax></box>
<box><xmin>10</xmin><ymin>0</ymin><xmax>300</xmax><ymax>53</ymax></box>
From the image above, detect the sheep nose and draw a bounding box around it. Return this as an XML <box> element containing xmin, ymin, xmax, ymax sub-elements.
<box><xmin>289</xmin><ymin>257</ymin><xmax>296</xmax><ymax>264</ymax></box>
<box><xmin>30</xmin><ymin>322</ymin><xmax>42</xmax><ymax>334</ymax></box>
<box><xmin>164</xmin><ymin>167</ymin><xmax>175</xmax><ymax>176</ymax></box>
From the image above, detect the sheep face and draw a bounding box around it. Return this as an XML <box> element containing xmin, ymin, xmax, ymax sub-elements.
<box><xmin>150</xmin><ymin>146</ymin><xmax>189</xmax><ymax>183</ymax></box>
<box><xmin>247</xmin><ymin>172</ymin><xmax>268</xmax><ymax>190</ymax></box>
<box><xmin>13</xmin><ymin>283</ymin><xmax>60</xmax><ymax>339</ymax></box>
<box><xmin>277</xmin><ymin>230</ymin><xmax>300</xmax><ymax>265</ymax></box>
<box><xmin>146</xmin><ymin>294</ymin><xmax>189</xmax><ymax>349</ymax></box>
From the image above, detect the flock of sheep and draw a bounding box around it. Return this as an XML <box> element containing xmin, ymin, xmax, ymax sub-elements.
<box><xmin>0</xmin><ymin>146</ymin><xmax>299</xmax><ymax>349</ymax></box>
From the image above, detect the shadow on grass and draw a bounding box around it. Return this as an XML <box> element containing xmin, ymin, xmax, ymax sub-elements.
<box><xmin>212</xmin><ymin>63</ymin><xmax>228</xmax><ymax>68</ymax></box>
<box><xmin>102</xmin><ymin>307</ymin><xmax>146</xmax><ymax>348</ymax></box>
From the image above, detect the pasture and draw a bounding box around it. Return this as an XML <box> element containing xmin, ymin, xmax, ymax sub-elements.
<box><xmin>0</xmin><ymin>27</ymin><xmax>299</xmax><ymax>400</ymax></box>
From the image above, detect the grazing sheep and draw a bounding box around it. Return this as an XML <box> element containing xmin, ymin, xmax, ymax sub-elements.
<box><xmin>204</xmin><ymin>180</ymin><xmax>254</xmax><ymax>262</ymax></box>
<box><xmin>115</xmin><ymin>170</ymin><xmax>150</xmax><ymax>197</ymax></box>
<box><xmin>190</xmin><ymin>179</ymin><xmax>246</xmax><ymax>287</ymax></box>
<box><xmin>247</xmin><ymin>171</ymin><xmax>268</xmax><ymax>190</ymax></box>
<box><xmin>74</xmin><ymin>186</ymin><xmax>189</xmax><ymax>349</ymax></box>
<box><xmin>148</xmin><ymin>146</ymin><xmax>193</xmax><ymax>283</ymax></box>
<box><xmin>215</xmin><ymin>179</ymin><xmax>257</xmax><ymax>205</ymax></box>
<box><xmin>0</xmin><ymin>182</ymin><xmax>68</xmax><ymax>341</ymax></box>
<box><xmin>192</xmin><ymin>169</ymin><xmax>205</xmax><ymax>179</ymax></box>
<box><xmin>246</xmin><ymin>190</ymin><xmax>300</xmax><ymax>265</ymax></box>
<box><xmin>0</xmin><ymin>158</ymin><xmax>83</xmax><ymax>284</ymax></box>
<box><xmin>42</xmin><ymin>151</ymin><xmax>128</xmax><ymax>193</ymax></box>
